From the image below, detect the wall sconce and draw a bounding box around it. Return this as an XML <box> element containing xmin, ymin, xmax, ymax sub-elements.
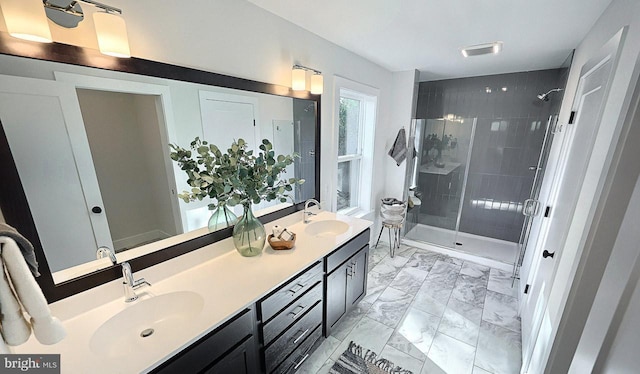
<box><xmin>291</xmin><ymin>64</ymin><xmax>323</xmax><ymax>95</ymax></box>
<box><xmin>0</xmin><ymin>0</ymin><xmax>130</xmax><ymax>58</ymax></box>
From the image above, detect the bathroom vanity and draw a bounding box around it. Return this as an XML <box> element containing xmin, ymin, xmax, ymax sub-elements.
<box><xmin>12</xmin><ymin>211</ymin><xmax>371</xmax><ymax>374</ymax></box>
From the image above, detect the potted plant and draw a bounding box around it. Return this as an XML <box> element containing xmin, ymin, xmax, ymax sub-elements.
<box><xmin>170</xmin><ymin>137</ymin><xmax>304</xmax><ymax>257</ymax></box>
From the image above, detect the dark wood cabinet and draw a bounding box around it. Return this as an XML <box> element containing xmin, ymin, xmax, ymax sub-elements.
<box><xmin>258</xmin><ymin>261</ymin><xmax>324</xmax><ymax>373</ymax></box>
<box><xmin>204</xmin><ymin>336</ymin><xmax>259</xmax><ymax>374</ymax></box>
<box><xmin>346</xmin><ymin>248</ymin><xmax>368</xmax><ymax>307</ymax></box>
<box><xmin>326</xmin><ymin>263</ymin><xmax>348</xmax><ymax>332</ymax></box>
<box><xmin>151</xmin><ymin>308</ymin><xmax>259</xmax><ymax>374</ymax></box>
<box><xmin>324</xmin><ymin>229</ymin><xmax>370</xmax><ymax>336</ymax></box>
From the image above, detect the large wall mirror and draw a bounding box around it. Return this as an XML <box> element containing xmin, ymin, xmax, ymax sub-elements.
<box><xmin>0</xmin><ymin>33</ymin><xmax>320</xmax><ymax>302</ymax></box>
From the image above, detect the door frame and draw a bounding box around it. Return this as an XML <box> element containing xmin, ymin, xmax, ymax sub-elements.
<box><xmin>54</xmin><ymin>72</ymin><xmax>183</xmax><ymax>235</ymax></box>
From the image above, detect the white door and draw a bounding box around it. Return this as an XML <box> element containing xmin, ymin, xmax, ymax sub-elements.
<box><xmin>520</xmin><ymin>32</ymin><xmax>623</xmax><ymax>373</ymax></box>
<box><xmin>199</xmin><ymin>91</ymin><xmax>259</xmax><ymax>151</ymax></box>
<box><xmin>181</xmin><ymin>91</ymin><xmax>260</xmax><ymax>227</ymax></box>
<box><xmin>0</xmin><ymin>75</ymin><xmax>113</xmax><ymax>271</ymax></box>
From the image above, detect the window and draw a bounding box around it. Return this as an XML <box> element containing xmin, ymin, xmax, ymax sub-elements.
<box><xmin>337</xmin><ymin>95</ymin><xmax>363</xmax><ymax>210</ymax></box>
<box><xmin>334</xmin><ymin>81</ymin><xmax>377</xmax><ymax>214</ymax></box>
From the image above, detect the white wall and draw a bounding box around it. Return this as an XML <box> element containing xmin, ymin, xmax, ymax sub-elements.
<box><xmin>529</xmin><ymin>0</ymin><xmax>640</xmax><ymax>371</ymax></box>
<box><xmin>384</xmin><ymin>70</ymin><xmax>420</xmax><ymax>201</ymax></box>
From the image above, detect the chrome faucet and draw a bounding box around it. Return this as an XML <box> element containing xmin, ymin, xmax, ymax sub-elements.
<box><xmin>121</xmin><ymin>262</ymin><xmax>151</xmax><ymax>302</ymax></box>
<box><xmin>304</xmin><ymin>199</ymin><xmax>321</xmax><ymax>224</ymax></box>
<box><xmin>96</xmin><ymin>246</ymin><xmax>117</xmax><ymax>265</ymax></box>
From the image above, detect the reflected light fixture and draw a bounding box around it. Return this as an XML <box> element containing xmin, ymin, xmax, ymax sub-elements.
<box><xmin>291</xmin><ymin>64</ymin><xmax>323</xmax><ymax>94</ymax></box>
<box><xmin>0</xmin><ymin>0</ymin><xmax>130</xmax><ymax>58</ymax></box>
<box><xmin>93</xmin><ymin>10</ymin><xmax>130</xmax><ymax>57</ymax></box>
<box><xmin>461</xmin><ymin>41</ymin><xmax>503</xmax><ymax>58</ymax></box>
<box><xmin>0</xmin><ymin>0</ymin><xmax>53</xmax><ymax>43</ymax></box>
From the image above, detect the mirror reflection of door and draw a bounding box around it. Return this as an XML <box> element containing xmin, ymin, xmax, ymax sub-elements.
<box><xmin>0</xmin><ymin>75</ymin><xmax>110</xmax><ymax>272</ymax></box>
<box><xmin>76</xmin><ymin>89</ymin><xmax>180</xmax><ymax>252</ymax></box>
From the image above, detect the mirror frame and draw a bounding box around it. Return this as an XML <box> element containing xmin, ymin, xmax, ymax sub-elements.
<box><xmin>0</xmin><ymin>32</ymin><xmax>321</xmax><ymax>302</ymax></box>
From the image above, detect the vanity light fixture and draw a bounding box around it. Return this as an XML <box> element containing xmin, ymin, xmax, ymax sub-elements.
<box><xmin>0</xmin><ymin>0</ymin><xmax>130</xmax><ymax>58</ymax></box>
<box><xmin>291</xmin><ymin>64</ymin><xmax>323</xmax><ymax>94</ymax></box>
<box><xmin>461</xmin><ymin>41</ymin><xmax>503</xmax><ymax>58</ymax></box>
<box><xmin>310</xmin><ymin>72</ymin><xmax>323</xmax><ymax>95</ymax></box>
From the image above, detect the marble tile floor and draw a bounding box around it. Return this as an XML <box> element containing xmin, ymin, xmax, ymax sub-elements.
<box><xmin>297</xmin><ymin>242</ymin><xmax>522</xmax><ymax>374</ymax></box>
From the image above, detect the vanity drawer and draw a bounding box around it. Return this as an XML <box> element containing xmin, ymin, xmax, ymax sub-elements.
<box><xmin>260</xmin><ymin>261</ymin><xmax>323</xmax><ymax>322</ymax></box>
<box><xmin>264</xmin><ymin>301</ymin><xmax>322</xmax><ymax>373</ymax></box>
<box><xmin>326</xmin><ymin>229</ymin><xmax>369</xmax><ymax>273</ymax></box>
<box><xmin>263</xmin><ymin>282</ymin><xmax>323</xmax><ymax>345</ymax></box>
<box><xmin>271</xmin><ymin>324</ymin><xmax>323</xmax><ymax>374</ymax></box>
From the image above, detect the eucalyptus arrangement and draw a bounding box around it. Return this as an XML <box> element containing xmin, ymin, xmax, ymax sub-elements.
<box><xmin>169</xmin><ymin>137</ymin><xmax>304</xmax><ymax>256</ymax></box>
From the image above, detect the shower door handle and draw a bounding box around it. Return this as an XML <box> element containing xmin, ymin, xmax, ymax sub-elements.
<box><xmin>523</xmin><ymin>199</ymin><xmax>541</xmax><ymax>217</ymax></box>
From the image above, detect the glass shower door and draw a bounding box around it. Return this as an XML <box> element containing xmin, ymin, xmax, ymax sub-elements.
<box><xmin>405</xmin><ymin>117</ymin><xmax>476</xmax><ymax>248</ymax></box>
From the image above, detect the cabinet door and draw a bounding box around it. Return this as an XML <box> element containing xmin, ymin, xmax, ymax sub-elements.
<box><xmin>325</xmin><ymin>262</ymin><xmax>348</xmax><ymax>333</ymax></box>
<box><xmin>347</xmin><ymin>247</ymin><xmax>368</xmax><ymax>308</ymax></box>
<box><xmin>205</xmin><ymin>336</ymin><xmax>258</xmax><ymax>374</ymax></box>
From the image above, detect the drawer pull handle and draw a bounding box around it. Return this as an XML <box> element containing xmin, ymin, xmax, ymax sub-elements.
<box><xmin>294</xmin><ymin>353</ymin><xmax>310</xmax><ymax>370</ymax></box>
<box><xmin>288</xmin><ymin>283</ymin><xmax>306</xmax><ymax>295</ymax></box>
<box><xmin>353</xmin><ymin>261</ymin><xmax>357</xmax><ymax>273</ymax></box>
<box><xmin>293</xmin><ymin>328</ymin><xmax>310</xmax><ymax>344</ymax></box>
<box><xmin>289</xmin><ymin>305</ymin><xmax>306</xmax><ymax>318</ymax></box>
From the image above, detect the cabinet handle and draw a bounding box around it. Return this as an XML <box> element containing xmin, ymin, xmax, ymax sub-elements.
<box><xmin>288</xmin><ymin>305</ymin><xmax>306</xmax><ymax>318</ymax></box>
<box><xmin>288</xmin><ymin>283</ymin><xmax>305</xmax><ymax>295</ymax></box>
<box><xmin>293</xmin><ymin>328</ymin><xmax>310</xmax><ymax>344</ymax></box>
<box><xmin>352</xmin><ymin>261</ymin><xmax>357</xmax><ymax>273</ymax></box>
<box><xmin>293</xmin><ymin>353</ymin><xmax>310</xmax><ymax>370</ymax></box>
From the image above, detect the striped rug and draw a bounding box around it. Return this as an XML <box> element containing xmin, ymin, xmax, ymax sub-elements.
<box><xmin>329</xmin><ymin>341</ymin><xmax>413</xmax><ymax>374</ymax></box>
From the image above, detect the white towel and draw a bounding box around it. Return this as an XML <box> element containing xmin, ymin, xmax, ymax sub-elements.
<box><xmin>0</xmin><ymin>237</ymin><xmax>66</xmax><ymax>345</ymax></box>
<box><xmin>0</xmin><ymin>262</ymin><xmax>31</xmax><ymax>345</ymax></box>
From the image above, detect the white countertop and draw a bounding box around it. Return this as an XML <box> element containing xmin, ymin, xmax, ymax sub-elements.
<box><xmin>419</xmin><ymin>162</ymin><xmax>461</xmax><ymax>175</ymax></box>
<box><xmin>13</xmin><ymin>210</ymin><xmax>372</xmax><ymax>374</ymax></box>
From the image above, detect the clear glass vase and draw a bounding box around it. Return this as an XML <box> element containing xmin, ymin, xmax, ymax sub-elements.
<box><xmin>232</xmin><ymin>202</ymin><xmax>266</xmax><ymax>257</ymax></box>
<box><xmin>207</xmin><ymin>203</ymin><xmax>238</xmax><ymax>232</ymax></box>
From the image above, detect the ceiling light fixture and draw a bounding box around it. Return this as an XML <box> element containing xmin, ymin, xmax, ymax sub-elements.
<box><xmin>291</xmin><ymin>64</ymin><xmax>323</xmax><ymax>94</ymax></box>
<box><xmin>0</xmin><ymin>0</ymin><xmax>130</xmax><ymax>58</ymax></box>
<box><xmin>461</xmin><ymin>41</ymin><xmax>503</xmax><ymax>58</ymax></box>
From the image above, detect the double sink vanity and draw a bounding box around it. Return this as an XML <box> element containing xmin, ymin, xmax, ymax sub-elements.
<box><xmin>14</xmin><ymin>210</ymin><xmax>372</xmax><ymax>374</ymax></box>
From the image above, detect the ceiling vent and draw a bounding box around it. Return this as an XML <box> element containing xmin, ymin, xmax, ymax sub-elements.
<box><xmin>461</xmin><ymin>41</ymin><xmax>503</xmax><ymax>57</ymax></box>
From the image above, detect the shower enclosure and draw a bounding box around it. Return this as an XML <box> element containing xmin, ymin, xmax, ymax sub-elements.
<box><xmin>405</xmin><ymin>117</ymin><xmax>477</xmax><ymax>248</ymax></box>
<box><xmin>404</xmin><ymin>68</ymin><xmax>571</xmax><ymax>266</ymax></box>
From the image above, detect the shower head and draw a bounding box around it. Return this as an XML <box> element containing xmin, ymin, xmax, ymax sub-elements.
<box><xmin>537</xmin><ymin>88</ymin><xmax>564</xmax><ymax>102</ymax></box>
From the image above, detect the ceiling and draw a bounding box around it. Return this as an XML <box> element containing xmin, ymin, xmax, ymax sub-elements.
<box><xmin>247</xmin><ymin>0</ymin><xmax>613</xmax><ymax>81</ymax></box>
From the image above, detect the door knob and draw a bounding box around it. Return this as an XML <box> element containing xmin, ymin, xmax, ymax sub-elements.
<box><xmin>92</xmin><ymin>206</ymin><xmax>103</xmax><ymax>214</ymax></box>
<box><xmin>542</xmin><ymin>250</ymin><xmax>555</xmax><ymax>259</ymax></box>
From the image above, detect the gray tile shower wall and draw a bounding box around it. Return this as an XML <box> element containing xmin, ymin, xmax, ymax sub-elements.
<box><xmin>293</xmin><ymin>100</ymin><xmax>317</xmax><ymax>201</ymax></box>
<box><xmin>416</xmin><ymin>69</ymin><xmax>567</xmax><ymax>242</ymax></box>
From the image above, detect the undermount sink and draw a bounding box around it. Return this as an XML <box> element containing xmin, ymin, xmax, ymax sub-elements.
<box><xmin>90</xmin><ymin>291</ymin><xmax>204</xmax><ymax>358</ymax></box>
<box><xmin>305</xmin><ymin>219</ymin><xmax>350</xmax><ymax>237</ymax></box>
